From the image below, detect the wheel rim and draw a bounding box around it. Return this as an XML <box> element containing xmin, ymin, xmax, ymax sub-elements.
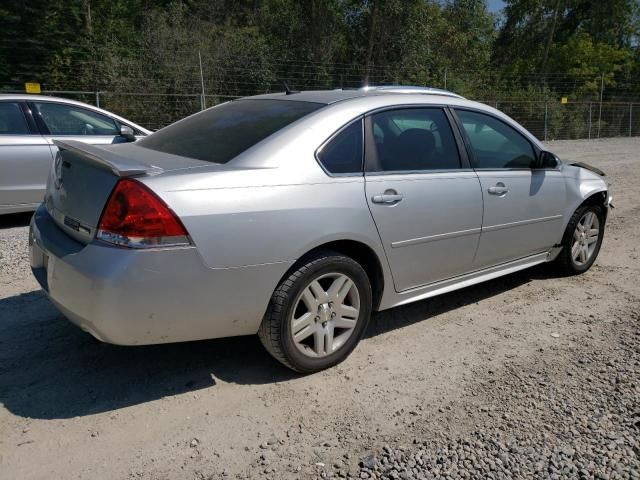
<box><xmin>571</xmin><ymin>211</ymin><xmax>600</xmax><ymax>266</ymax></box>
<box><xmin>290</xmin><ymin>272</ymin><xmax>360</xmax><ymax>358</ymax></box>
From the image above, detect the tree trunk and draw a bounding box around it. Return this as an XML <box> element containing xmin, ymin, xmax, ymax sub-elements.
<box><xmin>364</xmin><ymin>2</ymin><xmax>378</xmax><ymax>86</ymax></box>
<box><xmin>84</xmin><ymin>0</ymin><xmax>92</xmax><ymax>36</ymax></box>
<box><xmin>540</xmin><ymin>0</ymin><xmax>561</xmax><ymax>75</ymax></box>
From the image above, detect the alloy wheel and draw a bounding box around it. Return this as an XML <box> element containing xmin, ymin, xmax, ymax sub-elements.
<box><xmin>290</xmin><ymin>272</ymin><xmax>360</xmax><ymax>358</ymax></box>
<box><xmin>571</xmin><ymin>211</ymin><xmax>600</xmax><ymax>266</ymax></box>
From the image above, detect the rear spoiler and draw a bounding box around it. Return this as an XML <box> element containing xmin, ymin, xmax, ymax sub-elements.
<box><xmin>54</xmin><ymin>140</ymin><xmax>163</xmax><ymax>177</ymax></box>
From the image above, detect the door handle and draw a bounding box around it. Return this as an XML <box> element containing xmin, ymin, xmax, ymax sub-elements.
<box><xmin>372</xmin><ymin>192</ymin><xmax>404</xmax><ymax>204</ymax></box>
<box><xmin>488</xmin><ymin>183</ymin><xmax>508</xmax><ymax>196</ymax></box>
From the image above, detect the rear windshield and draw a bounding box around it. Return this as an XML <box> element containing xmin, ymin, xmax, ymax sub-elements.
<box><xmin>137</xmin><ymin>99</ymin><xmax>324</xmax><ymax>164</ymax></box>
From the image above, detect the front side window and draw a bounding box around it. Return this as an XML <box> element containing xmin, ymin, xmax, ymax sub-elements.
<box><xmin>138</xmin><ymin>99</ymin><xmax>324</xmax><ymax>164</ymax></box>
<box><xmin>455</xmin><ymin>109</ymin><xmax>536</xmax><ymax>169</ymax></box>
<box><xmin>367</xmin><ymin>108</ymin><xmax>461</xmax><ymax>172</ymax></box>
<box><xmin>35</xmin><ymin>103</ymin><xmax>119</xmax><ymax>135</ymax></box>
<box><xmin>317</xmin><ymin>120</ymin><xmax>363</xmax><ymax>174</ymax></box>
<box><xmin>0</xmin><ymin>102</ymin><xmax>30</xmax><ymax>134</ymax></box>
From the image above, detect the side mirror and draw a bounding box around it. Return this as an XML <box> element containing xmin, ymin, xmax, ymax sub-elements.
<box><xmin>119</xmin><ymin>125</ymin><xmax>136</xmax><ymax>142</ymax></box>
<box><xmin>539</xmin><ymin>150</ymin><xmax>559</xmax><ymax>169</ymax></box>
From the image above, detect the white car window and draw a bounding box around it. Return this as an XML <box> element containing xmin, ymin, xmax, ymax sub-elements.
<box><xmin>456</xmin><ymin>109</ymin><xmax>536</xmax><ymax>169</ymax></box>
<box><xmin>368</xmin><ymin>108</ymin><xmax>461</xmax><ymax>172</ymax></box>
<box><xmin>0</xmin><ymin>102</ymin><xmax>30</xmax><ymax>135</ymax></box>
<box><xmin>317</xmin><ymin>120</ymin><xmax>363</xmax><ymax>174</ymax></box>
<box><xmin>35</xmin><ymin>102</ymin><xmax>119</xmax><ymax>136</ymax></box>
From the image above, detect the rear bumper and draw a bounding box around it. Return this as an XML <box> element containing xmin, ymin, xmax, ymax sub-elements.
<box><xmin>29</xmin><ymin>205</ymin><xmax>290</xmax><ymax>345</ymax></box>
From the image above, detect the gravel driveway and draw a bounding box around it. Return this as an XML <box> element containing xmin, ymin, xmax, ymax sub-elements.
<box><xmin>0</xmin><ymin>138</ymin><xmax>638</xmax><ymax>479</ymax></box>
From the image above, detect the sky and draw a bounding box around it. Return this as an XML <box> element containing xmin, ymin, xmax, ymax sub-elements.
<box><xmin>487</xmin><ymin>0</ymin><xmax>505</xmax><ymax>13</ymax></box>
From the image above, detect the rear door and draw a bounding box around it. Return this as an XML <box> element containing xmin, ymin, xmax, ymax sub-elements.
<box><xmin>364</xmin><ymin>107</ymin><xmax>483</xmax><ymax>292</ymax></box>
<box><xmin>453</xmin><ymin>108</ymin><xmax>566</xmax><ymax>269</ymax></box>
<box><xmin>0</xmin><ymin>101</ymin><xmax>54</xmax><ymax>209</ymax></box>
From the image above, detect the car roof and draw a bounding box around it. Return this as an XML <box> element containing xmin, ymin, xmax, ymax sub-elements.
<box><xmin>246</xmin><ymin>86</ymin><xmax>464</xmax><ymax>105</ymax></box>
<box><xmin>235</xmin><ymin>87</ymin><xmax>545</xmax><ymax>156</ymax></box>
<box><xmin>0</xmin><ymin>94</ymin><xmax>98</xmax><ymax>105</ymax></box>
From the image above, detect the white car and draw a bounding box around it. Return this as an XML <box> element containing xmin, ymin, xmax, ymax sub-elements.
<box><xmin>0</xmin><ymin>95</ymin><xmax>150</xmax><ymax>214</ymax></box>
<box><xmin>30</xmin><ymin>87</ymin><xmax>611</xmax><ymax>373</ymax></box>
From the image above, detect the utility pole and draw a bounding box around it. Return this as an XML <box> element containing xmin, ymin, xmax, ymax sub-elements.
<box><xmin>444</xmin><ymin>68</ymin><xmax>447</xmax><ymax>89</ymax></box>
<box><xmin>597</xmin><ymin>73</ymin><xmax>604</xmax><ymax>139</ymax></box>
<box><xmin>198</xmin><ymin>50</ymin><xmax>206</xmax><ymax>111</ymax></box>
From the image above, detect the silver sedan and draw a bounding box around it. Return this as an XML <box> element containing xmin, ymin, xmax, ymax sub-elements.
<box><xmin>29</xmin><ymin>87</ymin><xmax>611</xmax><ymax>373</ymax></box>
<box><xmin>0</xmin><ymin>95</ymin><xmax>150</xmax><ymax>214</ymax></box>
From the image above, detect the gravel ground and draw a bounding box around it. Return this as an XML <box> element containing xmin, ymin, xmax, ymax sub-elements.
<box><xmin>0</xmin><ymin>138</ymin><xmax>639</xmax><ymax>480</ymax></box>
<box><xmin>357</xmin><ymin>313</ymin><xmax>639</xmax><ymax>480</ymax></box>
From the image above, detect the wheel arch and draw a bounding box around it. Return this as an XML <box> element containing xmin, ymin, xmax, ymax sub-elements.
<box><xmin>286</xmin><ymin>239</ymin><xmax>386</xmax><ymax>311</ymax></box>
<box><xmin>574</xmin><ymin>189</ymin><xmax>609</xmax><ymax>223</ymax></box>
<box><xmin>561</xmin><ymin>185</ymin><xmax>609</xmax><ymax>236</ymax></box>
<box><xmin>580</xmin><ymin>189</ymin><xmax>609</xmax><ymax>208</ymax></box>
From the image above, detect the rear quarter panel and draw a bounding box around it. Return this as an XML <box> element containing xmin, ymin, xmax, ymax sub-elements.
<box><xmin>144</xmin><ymin>169</ymin><xmax>385</xmax><ymax>270</ymax></box>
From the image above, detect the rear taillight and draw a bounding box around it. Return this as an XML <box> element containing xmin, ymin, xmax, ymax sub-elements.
<box><xmin>97</xmin><ymin>178</ymin><xmax>190</xmax><ymax>248</ymax></box>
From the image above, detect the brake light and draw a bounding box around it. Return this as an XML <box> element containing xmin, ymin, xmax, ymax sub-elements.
<box><xmin>97</xmin><ymin>178</ymin><xmax>190</xmax><ymax>248</ymax></box>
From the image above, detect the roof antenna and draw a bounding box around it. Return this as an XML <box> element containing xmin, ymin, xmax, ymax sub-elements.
<box><xmin>282</xmin><ymin>81</ymin><xmax>299</xmax><ymax>95</ymax></box>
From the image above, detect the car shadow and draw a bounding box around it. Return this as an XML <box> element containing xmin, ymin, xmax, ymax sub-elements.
<box><xmin>0</xmin><ymin>212</ymin><xmax>33</xmax><ymax>229</ymax></box>
<box><xmin>0</xmin><ymin>264</ymin><xmax>554</xmax><ymax>420</ymax></box>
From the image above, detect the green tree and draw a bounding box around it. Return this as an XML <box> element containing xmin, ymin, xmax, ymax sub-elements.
<box><xmin>548</xmin><ymin>33</ymin><xmax>629</xmax><ymax>98</ymax></box>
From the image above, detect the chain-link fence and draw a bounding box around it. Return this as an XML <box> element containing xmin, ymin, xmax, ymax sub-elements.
<box><xmin>481</xmin><ymin>100</ymin><xmax>639</xmax><ymax>141</ymax></box>
<box><xmin>3</xmin><ymin>88</ymin><xmax>639</xmax><ymax>140</ymax></box>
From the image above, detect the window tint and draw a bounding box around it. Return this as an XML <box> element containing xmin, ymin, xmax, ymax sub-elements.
<box><xmin>367</xmin><ymin>108</ymin><xmax>461</xmax><ymax>172</ymax></box>
<box><xmin>317</xmin><ymin>120</ymin><xmax>362</xmax><ymax>174</ymax></box>
<box><xmin>0</xmin><ymin>103</ymin><xmax>29</xmax><ymax>134</ymax></box>
<box><xmin>35</xmin><ymin>102</ymin><xmax>119</xmax><ymax>135</ymax></box>
<box><xmin>455</xmin><ymin>109</ymin><xmax>536</xmax><ymax>169</ymax></box>
<box><xmin>138</xmin><ymin>99</ymin><xmax>323</xmax><ymax>164</ymax></box>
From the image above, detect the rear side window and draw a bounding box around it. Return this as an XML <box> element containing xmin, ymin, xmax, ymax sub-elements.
<box><xmin>0</xmin><ymin>103</ymin><xmax>29</xmax><ymax>134</ymax></box>
<box><xmin>317</xmin><ymin>120</ymin><xmax>363</xmax><ymax>174</ymax></box>
<box><xmin>35</xmin><ymin>102</ymin><xmax>119</xmax><ymax>135</ymax></box>
<box><xmin>367</xmin><ymin>108</ymin><xmax>461</xmax><ymax>172</ymax></box>
<box><xmin>455</xmin><ymin>109</ymin><xmax>536</xmax><ymax>169</ymax></box>
<box><xmin>138</xmin><ymin>99</ymin><xmax>324</xmax><ymax>164</ymax></box>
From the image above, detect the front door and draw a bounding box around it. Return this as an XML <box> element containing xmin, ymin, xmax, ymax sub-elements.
<box><xmin>453</xmin><ymin>108</ymin><xmax>566</xmax><ymax>269</ymax></box>
<box><xmin>29</xmin><ymin>101</ymin><xmax>129</xmax><ymax>159</ymax></box>
<box><xmin>364</xmin><ymin>107</ymin><xmax>483</xmax><ymax>292</ymax></box>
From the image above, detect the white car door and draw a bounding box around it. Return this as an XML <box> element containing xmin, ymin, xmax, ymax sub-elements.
<box><xmin>0</xmin><ymin>101</ymin><xmax>54</xmax><ymax>211</ymax></box>
<box><xmin>453</xmin><ymin>108</ymin><xmax>566</xmax><ymax>269</ymax></box>
<box><xmin>29</xmin><ymin>100</ymin><xmax>133</xmax><ymax>155</ymax></box>
<box><xmin>364</xmin><ymin>107</ymin><xmax>483</xmax><ymax>292</ymax></box>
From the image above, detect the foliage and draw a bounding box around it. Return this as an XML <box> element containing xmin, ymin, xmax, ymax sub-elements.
<box><xmin>0</xmin><ymin>0</ymin><xmax>638</xmax><ymax>128</ymax></box>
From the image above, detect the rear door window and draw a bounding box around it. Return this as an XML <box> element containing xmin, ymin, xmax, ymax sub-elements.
<box><xmin>317</xmin><ymin>120</ymin><xmax>363</xmax><ymax>174</ymax></box>
<box><xmin>0</xmin><ymin>102</ymin><xmax>30</xmax><ymax>134</ymax></box>
<box><xmin>367</xmin><ymin>108</ymin><xmax>461</xmax><ymax>172</ymax></box>
<box><xmin>138</xmin><ymin>99</ymin><xmax>324</xmax><ymax>164</ymax></box>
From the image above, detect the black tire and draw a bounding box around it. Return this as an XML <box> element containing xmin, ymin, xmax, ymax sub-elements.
<box><xmin>258</xmin><ymin>250</ymin><xmax>373</xmax><ymax>373</ymax></box>
<box><xmin>555</xmin><ymin>203</ymin><xmax>605</xmax><ymax>275</ymax></box>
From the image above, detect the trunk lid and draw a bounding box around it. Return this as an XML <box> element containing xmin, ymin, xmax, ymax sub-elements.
<box><xmin>45</xmin><ymin>140</ymin><xmax>212</xmax><ymax>244</ymax></box>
